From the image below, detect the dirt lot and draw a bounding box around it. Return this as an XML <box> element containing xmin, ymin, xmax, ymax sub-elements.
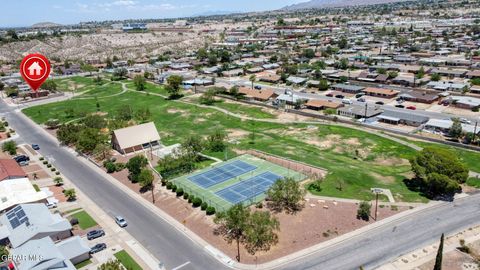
<box><xmin>107</xmin><ymin>165</ymin><xmax>407</xmax><ymax>264</ymax></box>
<box><xmin>418</xmin><ymin>249</ymin><xmax>478</xmax><ymax>270</ymax></box>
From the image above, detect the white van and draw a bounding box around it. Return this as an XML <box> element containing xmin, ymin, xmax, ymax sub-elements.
<box><xmin>342</xmin><ymin>98</ymin><xmax>353</xmax><ymax>105</ymax></box>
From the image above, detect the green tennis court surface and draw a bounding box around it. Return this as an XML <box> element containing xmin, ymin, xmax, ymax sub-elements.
<box><xmin>171</xmin><ymin>154</ymin><xmax>306</xmax><ymax>212</ymax></box>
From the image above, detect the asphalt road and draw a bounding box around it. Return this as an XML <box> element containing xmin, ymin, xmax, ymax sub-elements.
<box><xmin>0</xmin><ymin>102</ymin><xmax>224</xmax><ymax>270</ymax></box>
<box><xmin>2</xmin><ymin>99</ymin><xmax>480</xmax><ymax>270</ymax></box>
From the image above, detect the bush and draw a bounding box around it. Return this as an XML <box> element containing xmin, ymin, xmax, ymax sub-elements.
<box><xmin>105</xmin><ymin>162</ymin><xmax>116</xmax><ymax>173</ymax></box>
<box><xmin>176</xmin><ymin>188</ymin><xmax>184</xmax><ymax>197</ymax></box>
<box><xmin>51</xmin><ymin>168</ymin><xmax>56</xmax><ymax>172</ymax></box>
<box><xmin>357</xmin><ymin>201</ymin><xmax>371</xmax><ymax>221</ymax></box>
<box><xmin>55</xmin><ymin>172</ymin><xmax>60</xmax><ymax>175</ymax></box>
<box><xmin>39</xmin><ymin>157</ymin><xmax>44</xmax><ymax>161</ymax></box>
<box><xmin>166</xmin><ymin>182</ymin><xmax>173</xmax><ymax>190</ymax></box>
<box><xmin>172</xmin><ymin>185</ymin><xmax>177</xmax><ymax>192</ymax></box>
<box><xmin>256</xmin><ymin>202</ymin><xmax>263</xmax><ymax>208</ymax></box>
<box><xmin>161</xmin><ymin>179</ymin><xmax>167</xmax><ymax>186</ymax></box>
<box><xmin>192</xmin><ymin>198</ymin><xmax>202</xmax><ymax>207</ymax></box>
<box><xmin>69</xmin><ymin>218</ymin><xmax>79</xmax><ymax>226</ymax></box>
<box><xmin>43</xmin><ymin>161</ymin><xmax>48</xmax><ymax>165</ymax></box>
<box><xmin>188</xmin><ymin>196</ymin><xmax>195</xmax><ymax>203</ymax></box>
<box><xmin>206</xmin><ymin>206</ymin><xmax>216</xmax><ymax>215</ymax></box>
<box><xmin>115</xmin><ymin>162</ymin><xmax>125</xmax><ymax>172</ymax></box>
<box><xmin>183</xmin><ymin>193</ymin><xmax>189</xmax><ymax>200</ymax></box>
<box><xmin>47</xmin><ymin>164</ymin><xmax>52</xmax><ymax>168</ymax></box>
<box><xmin>201</xmin><ymin>202</ymin><xmax>208</xmax><ymax>210</ymax></box>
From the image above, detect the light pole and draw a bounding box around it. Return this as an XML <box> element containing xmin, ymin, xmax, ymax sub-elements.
<box><xmin>372</xmin><ymin>188</ymin><xmax>382</xmax><ymax>221</ymax></box>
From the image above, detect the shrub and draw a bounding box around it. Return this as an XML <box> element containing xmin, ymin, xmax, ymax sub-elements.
<box><xmin>115</xmin><ymin>162</ymin><xmax>125</xmax><ymax>172</ymax></box>
<box><xmin>172</xmin><ymin>185</ymin><xmax>177</xmax><ymax>192</ymax></box>
<box><xmin>161</xmin><ymin>179</ymin><xmax>167</xmax><ymax>186</ymax></box>
<box><xmin>192</xmin><ymin>198</ymin><xmax>202</xmax><ymax>207</ymax></box>
<box><xmin>188</xmin><ymin>196</ymin><xmax>195</xmax><ymax>203</ymax></box>
<box><xmin>47</xmin><ymin>164</ymin><xmax>52</xmax><ymax>168</ymax></box>
<box><xmin>166</xmin><ymin>182</ymin><xmax>173</xmax><ymax>190</ymax></box>
<box><xmin>105</xmin><ymin>162</ymin><xmax>116</xmax><ymax>173</ymax></box>
<box><xmin>206</xmin><ymin>206</ymin><xmax>216</xmax><ymax>215</ymax></box>
<box><xmin>69</xmin><ymin>218</ymin><xmax>79</xmax><ymax>226</ymax></box>
<box><xmin>55</xmin><ymin>172</ymin><xmax>60</xmax><ymax>175</ymax></box>
<box><xmin>183</xmin><ymin>193</ymin><xmax>189</xmax><ymax>200</ymax></box>
<box><xmin>176</xmin><ymin>188</ymin><xmax>184</xmax><ymax>197</ymax></box>
<box><xmin>201</xmin><ymin>202</ymin><xmax>208</xmax><ymax>210</ymax></box>
<box><xmin>39</xmin><ymin>157</ymin><xmax>44</xmax><ymax>161</ymax></box>
<box><xmin>256</xmin><ymin>202</ymin><xmax>263</xmax><ymax>209</ymax></box>
<box><xmin>43</xmin><ymin>161</ymin><xmax>48</xmax><ymax>165</ymax></box>
<box><xmin>51</xmin><ymin>168</ymin><xmax>56</xmax><ymax>172</ymax></box>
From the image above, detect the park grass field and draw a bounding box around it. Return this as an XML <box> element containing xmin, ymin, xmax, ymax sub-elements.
<box><xmin>170</xmin><ymin>154</ymin><xmax>305</xmax><ymax>212</ymax></box>
<box><xmin>22</xmin><ymin>76</ymin><xmax>480</xmax><ymax>202</ymax></box>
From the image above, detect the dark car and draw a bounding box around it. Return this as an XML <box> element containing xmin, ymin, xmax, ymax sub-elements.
<box><xmin>89</xmin><ymin>243</ymin><xmax>107</xmax><ymax>254</ymax></box>
<box><xmin>254</xmin><ymin>85</ymin><xmax>262</xmax><ymax>90</ymax></box>
<box><xmin>87</xmin><ymin>229</ymin><xmax>105</xmax><ymax>240</ymax></box>
<box><xmin>326</xmin><ymin>93</ymin><xmax>333</xmax><ymax>97</ymax></box>
<box><xmin>375</xmin><ymin>101</ymin><xmax>385</xmax><ymax>105</ymax></box>
<box><xmin>395</xmin><ymin>104</ymin><xmax>405</xmax><ymax>108</ymax></box>
<box><xmin>31</xmin><ymin>144</ymin><xmax>40</xmax><ymax>150</ymax></box>
<box><xmin>335</xmin><ymin>94</ymin><xmax>345</xmax><ymax>99</ymax></box>
<box><xmin>406</xmin><ymin>106</ymin><xmax>416</xmax><ymax>110</ymax></box>
<box><xmin>13</xmin><ymin>155</ymin><xmax>30</xmax><ymax>163</ymax></box>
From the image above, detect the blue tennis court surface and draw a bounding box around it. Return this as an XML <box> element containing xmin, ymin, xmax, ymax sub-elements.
<box><xmin>188</xmin><ymin>160</ymin><xmax>257</xmax><ymax>188</ymax></box>
<box><xmin>215</xmin><ymin>172</ymin><xmax>282</xmax><ymax>204</ymax></box>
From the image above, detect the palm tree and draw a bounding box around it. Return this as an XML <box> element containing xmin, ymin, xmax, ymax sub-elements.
<box><xmin>249</xmin><ymin>75</ymin><xmax>257</xmax><ymax>89</ymax></box>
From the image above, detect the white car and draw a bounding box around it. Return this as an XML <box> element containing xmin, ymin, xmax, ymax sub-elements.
<box><xmin>115</xmin><ymin>216</ymin><xmax>128</xmax><ymax>227</ymax></box>
<box><xmin>45</xmin><ymin>202</ymin><xmax>57</xmax><ymax>209</ymax></box>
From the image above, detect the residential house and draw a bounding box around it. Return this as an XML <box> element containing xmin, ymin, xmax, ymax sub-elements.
<box><xmin>0</xmin><ymin>160</ymin><xmax>26</xmax><ymax>181</ymax></box>
<box><xmin>305</xmin><ymin>100</ymin><xmax>343</xmax><ymax>111</ymax></box>
<box><xmin>276</xmin><ymin>93</ymin><xmax>307</xmax><ymax>105</ymax></box>
<box><xmin>286</xmin><ymin>76</ymin><xmax>307</xmax><ymax>85</ymax></box>
<box><xmin>337</xmin><ymin>104</ymin><xmax>383</xmax><ymax>119</ymax></box>
<box><xmin>426</xmin><ymin>81</ymin><xmax>468</xmax><ymax>92</ymax></box>
<box><xmin>450</xmin><ymin>96</ymin><xmax>480</xmax><ymax>110</ymax></box>
<box><xmin>112</xmin><ymin>122</ymin><xmax>161</xmax><ymax>154</ymax></box>
<box><xmin>258</xmin><ymin>73</ymin><xmax>281</xmax><ymax>84</ymax></box>
<box><xmin>11</xmin><ymin>236</ymin><xmax>90</xmax><ymax>270</ymax></box>
<box><xmin>424</xmin><ymin>119</ymin><xmax>479</xmax><ymax>135</ymax></box>
<box><xmin>0</xmin><ymin>204</ymin><xmax>72</xmax><ymax>248</ymax></box>
<box><xmin>331</xmin><ymin>84</ymin><xmax>365</xmax><ymax>94</ymax></box>
<box><xmin>399</xmin><ymin>91</ymin><xmax>440</xmax><ymax>104</ymax></box>
<box><xmin>238</xmin><ymin>87</ymin><xmax>278</xmax><ymax>102</ymax></box>
<box><xmin>222</xmin><ymin>69</ymin><xmax>244</xmax><ymax>77</ymax></box>
<box><xmin>0</xmin><ymin>178</ymin><xmax>48</xmax><ymax>212</ymax></box>
<box><xmin>363</xmin><ymin>87</ymin><xmax>399</xmax><ymax>98</ymax></box>
<box><xmin>377</xmin><ymin>110</ymin><xmax>429</xmax><ymax>127</ymax></box>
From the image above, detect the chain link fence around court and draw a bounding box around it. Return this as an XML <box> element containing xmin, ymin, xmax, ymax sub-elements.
<box><xmin>170</xmin><ymin>154</ymin><xmax>308</xmax><ymax>213</ymax></box>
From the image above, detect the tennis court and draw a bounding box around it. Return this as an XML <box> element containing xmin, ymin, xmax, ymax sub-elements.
<box><xmin>188</xmin><ymin>160</ymin><xmax>257</xmax><ymax>188</ymax></box>
<box><xmin>171</xmin><ymin>154</ymin><xmax>306</xmax><ymax>212</ymax></box>
<box><xmin>215</xmin><ymin>172</ymin><xmax>282</xmax><ymax>204</ymax></box>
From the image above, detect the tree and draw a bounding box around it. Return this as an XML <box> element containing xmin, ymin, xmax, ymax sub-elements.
<box><xmin>82</xmin><ymin>114</ymin><xmax>106</xmax><ymax>129</ymax></box>
<box><xmin>206</xmin><ymin>130</ymin><xmax>227</xmax><ymax>152</ymax></box>
<box><xmin>93</xmin><ymin>143</ymin><xmax>112</xmax><ymax>161</ymax></box>
<box><xmin>41</xmin><ymin>80</ymin><xmax>57</xmax><ymax>91</ymax></box>
<box><xmin>105</xmin><ymin>57</ymin><xmax>113</xmax><ymax>69</ymax></box>
<box><xmin>54</xmin><ymin>177</ymin><xmax>64</xmax><ymax>186</ymax></box>
<box><xmin>433</xmin><ymin>234</ymin><xmax>444</xmax><ymax>270</ymax></box>
<box><xmin>249</xmin><ymin>75</ymin><xmax>256</xmax><ymax>89</ymax></box>
<box><xmin>416</xmin><ymin>66</ymin><xmax>425</xmax><ymax>79</ymax></box>
<box><xmin>64</xmin><ymin>189</ymin><xmax>76</xmax><ymax>201</ymax></box>
<box><xmin>387</xmin><ymin>71</ymin><xmax>398</xmax><ymax>79</ymax></box>
<box><xmin>57</xmin><ymin>124</ymin><xmax>82</xmax><ymax>145</ymax></box>
<box><xmin>99</xmin><ymin>259</ymin><xmax>125</xmax><ymax>270</ymax></box>
<box><xmin>166</xmin><ymin>75</ymin><xmax>183</xmax><ymax>98</ymax></box>
<box><xmin>449</xmin><ymin>118</ymin><xmax>463</xmax><ymax>140</ymax></box>
<box><xmin>0</xmin><ymin>245</ymin><xmax>8</xmax><ymax>260</ymax></box>
<box><xmin>80</xmin><ymin>64</ymin><xmax>98</xmax><ymax>75</ymax></box>
<box><xmin>116</xmin><ymin>105</ymin><xmax>134</xmax><ymax>121</ymax></box>
<box><xmin>318</xmin><ymin>79</ymin><xmax>329</xmax><ymax>91</ymax></box>
<box><xmin>266</xmin><ymin>177</ymin><xmax>305</xmax><ymax>213</ymax></box>
<box><xmin>357</xmin><ymin>201</ymin><xmax>371</xmax><ymax>221</ymax></box>
<box><xmin>409</xmin><ymin>147</ymin><xmax>468</xmax><ymax>197</ymax></box>
<box><xmin>244</xmin><ymin>211</ymin><xmax>280</xmax><ymax>255</ymax></box>
<box><xmin>126</xmin><ymin>155</ymin><xmax>148</xmax><ymax>183</ymax></box>
<box><xmin>133</xmin><ymin>75</ymin><xmax>146</xmax><ymax>91</ymax></box>
<box><xmin>77</xmin><ymin>128</ymin><xmax>105</xmax><ymax>153</ymax></box>
<box><xmin>431</xmin><ymin>73</ymin><xmax>441</xmax><ymax>81</ymax></box>
<box><xmin>199</xmin><ymin>89</ymin><xmax>216</xmax><ymax>105</ymax></box>
<box><xmin>112</xmin><ymin>68</ymin><xmax>127</xmax><ymax>80</ymax></box>
<box><xmin>182</xmin><ymin>136</ymin><xmax>204</xmax><ymax>158</ymax></box>
<box><xmin>138</xmin><ymin>169</ymin><xmax>155</xmax><ymax>203</ymax></box>
<box><xmin>135</xmin><ymin>108</ymin><xmax>152</xmax><ymax>123</ymax></box>
<box><xmin>2</xmin><ymin>141</ymin><xmax>17</xmax><ymax>155</ymax></box>
<box><xmin>214</xmin><ymin>204</ymin><xmax>251</xmax><ymax>262</ymax></box>
<box><xmin>302</xmin><ymin>48</ymin><xmax>315</xmax><ymax>59</ymax></box>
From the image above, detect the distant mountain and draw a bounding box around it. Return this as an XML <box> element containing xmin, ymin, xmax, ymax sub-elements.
<box><xmin>192</xmin><ymin>10</ymin><xmax>240</xmax><ymax>17</ymax></box>
<box><xmin>31</xmin><ymin>22</ymin><xmax>62</xmax><ymax>28</ymax></box>
<box><xmin>283</xmin><ymin>0</ymin><xmax>411</xmax><ymax>10</ymax></box>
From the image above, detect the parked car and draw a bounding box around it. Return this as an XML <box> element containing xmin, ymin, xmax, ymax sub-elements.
<box><xmin>459</xmin><ymin>118</ymin><xmax>472</xmax><ymax>124</ymax></box>
<box><xmin>375</xmin><ymin>101</ymin><xmax>385</xmax><ymax>105</ymax></box>
<box><xmin>45</xmin><ymin>202</ymin><xmax>57</xmax><ymax>209</ymax></box>
<box><xmin>406</xmin><ymin>106</ymin><xmax>416</xmax><ymax>110</ymax></box>
<box><xmin>87</xmin><ymin>229</ymin><xmax>105</xmax><ymax>240</ymax></box>
<box><xmin>355</xmin><ymin>92</ymin><xmax>365</xmax><ymax>98</ymax></box>
<box><xmin>342</xmin><ymin>98</ymin><xmax>353</xmax><ymax>105</ymax></box>
<box><xmin>89</xmin><ymin>243</ymin><xmax>107</xmax><ymax>254</ymax></box>
<box><xmin>357</xmin><ymin>97</ymin><xmax>366</xmax><ymax>102</ymax></box>
<box><xmin>335</xmin><ymin>94</ymin><xmax>345</xmax><ymax>99</ymax></box>
<box><xmin>326</xmin><ymin>93</ymin><xmax>334</xmax><ymax>97</ymax></box>
<box><xmin>13</xmin><ymin>155</ymin><xmax>30</xmax><ymax>163</ymax></box>
<box><xmin>395</xmin><ymin>105</ymin><xmax>405</xmax><ymax>108</ymax></box>
<box><xmin>254</xmin><ymin>85</ymin><xmax>262</xmax><ymax>90</ymax></box>
<box><xmin>115</xmin><ymin>216</ymin><xmax>127</xmax><ymax>227</ymax></box>
<box><xmin>31</xmin><ymin>144</ymin><xmax>40</xmax><ymax>150</ymax></box>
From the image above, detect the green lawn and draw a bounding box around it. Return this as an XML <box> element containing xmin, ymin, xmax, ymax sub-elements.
<box><xmin>211</xmin><ymin>100</ymin><xmax>277</xmax><ymax>119</ymax></box>
<box><xmin>467</xmin><ymin>177</ymin><xmax>480</xmax><ymax>188</ymax></box>
<box><xmin>22</xmin><ymin>76</ymin><xmax>480</xmax><ymax>202</ymax></box>
<box><xmin>114</xmin><ymin>250</ymin><xmax>142</xmax><ymax>270</ymax></box>
<box><xmin>74</xmin><ymin>259</ymin><xmax>92</xmax><ymax>269</ymax></box>
<box><xmin>70</xmin><ymin>210</ymin><xmax>98</xmax><ymax>230</ymax></box>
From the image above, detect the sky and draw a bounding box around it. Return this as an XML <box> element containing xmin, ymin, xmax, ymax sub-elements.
<box><xmin>1</xmin><ymin>0</ymin><xmax>307</xmax><ymax>27</ymax></box>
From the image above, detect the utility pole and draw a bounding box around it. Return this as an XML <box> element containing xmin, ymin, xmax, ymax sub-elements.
<box><xmin>364</xmin><ymin>103</ymin><xmax>368</xmax><ymax>119</ymax></box>
<box><xmin>473</xmin><ymin>121</ymin><xmax>478</xmax><ymax>144</ymax></box>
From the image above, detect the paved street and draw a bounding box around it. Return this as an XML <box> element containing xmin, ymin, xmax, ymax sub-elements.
<box><xmin>2</xmin><ymin>98</ymin><xmax>480</xmax><ymax>270</ymax></box>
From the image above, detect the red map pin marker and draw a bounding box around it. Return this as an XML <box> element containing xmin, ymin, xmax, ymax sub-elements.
<box><xmin>20</xmin><ymin>53</ymin><xmax>51</xmax><ymax>91</ymax></box>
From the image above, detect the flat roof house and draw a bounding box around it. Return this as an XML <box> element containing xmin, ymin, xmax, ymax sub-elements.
<box><xmin>0</xmin><ymin>178</ymin><xmax>48</xmax><ymax>212</ymax></box>
<box><xmin>112</xmin><ymin>122</ymin><xmax>161</xmax><ymax>154</ymax></box>
<box><xmin>0</xmin><ymin>203</ymin><xmax>72</xmax><ymax>248</ymax></box>
<box><xmin>337</xmin><ymin>104</ymin><xmax>383</xmax><ymax>119</ymax></box>
<box><xmin>399</xmin><ymin>91</ymin><xmax>440</xmax><ymax>104</ymax></box>
<box><xmin>0</xmin><ymin>159</ymin><xmax>26</xmax><ymax>181</ymax></box>
<box><xmin>238</xmin><ymin>87</ymin><xmax>278</xmax><ymax>102</ymax></box>
<box><xmin>305</xmin><ymin>100</ymin><xmax>343</xmax><ymax>111</ymax></box>
<box><xmin>331</xmin><ymin>83</ymin><xmax>365</xmax><ymax>94</ymax></box>
<box><xmin>424</xmin><ymin>119</ymin><xmax>480</xmax><ymax>135</ymax></box>
<box><xmin>363</xmin><ymin>87</ymin><xmax>400</xmax><ymax>99</ymax></box>
<box><xmin>377</xmin><ymin>110</ymin><xmax>429</xmax><ymax>127</ymax></box>
<box><xmin>11</xmin><ymin>236</ymin><xmax>90</xmax><ymax>270</ymax></box>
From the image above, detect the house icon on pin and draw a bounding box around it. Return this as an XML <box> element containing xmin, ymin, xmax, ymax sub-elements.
<box><xmin>28</xmin><ymin>61</ymin><xmax>43</xmax><ymax>76</ymax></box>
